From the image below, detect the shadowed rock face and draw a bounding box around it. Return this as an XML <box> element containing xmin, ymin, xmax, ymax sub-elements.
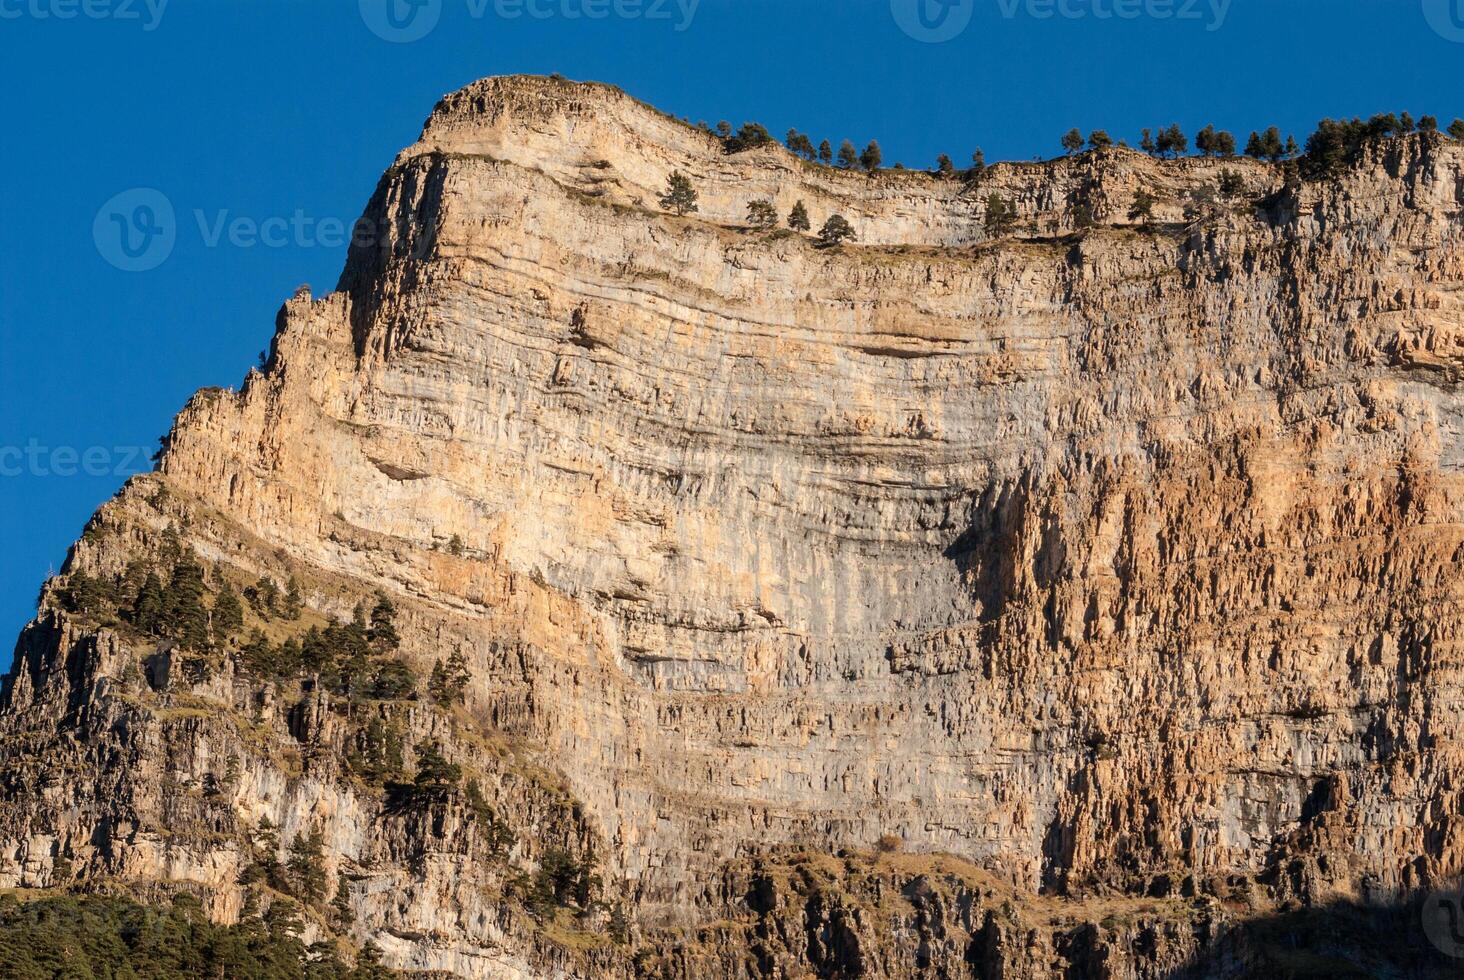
<box><xmin>4</xmin><ymin>75</ymin><xmax>1464</xmax><ymax>977</ymax></box>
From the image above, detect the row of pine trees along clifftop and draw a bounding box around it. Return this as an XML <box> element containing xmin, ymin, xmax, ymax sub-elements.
<box><xmin>657</xmin><ymin>110</ymin><xmax>1464</xmax><ymax>243</ymax></box>
<box><xmin>658</xmin><ymin>171</ymin><xmax>855</xmax><ymax>247</ymax></box>
<box><xmin>691</xmin><ymin>111</ymin><xmax>1464</xmax><ymax>177</ymax></box>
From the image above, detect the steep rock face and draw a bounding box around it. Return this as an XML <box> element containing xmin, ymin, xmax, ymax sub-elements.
<box><xmin>4</xmin><ymin>75</ymin><xmax>1464</xmax><ymax>976</ymax></box>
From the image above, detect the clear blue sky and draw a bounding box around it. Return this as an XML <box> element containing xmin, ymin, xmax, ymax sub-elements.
<box><xmin>1</xmin><ymin>0</ymin><xmax>1460</xmax><ymax>663</ymax></box>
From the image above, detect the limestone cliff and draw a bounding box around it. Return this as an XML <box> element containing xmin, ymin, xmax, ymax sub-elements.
<box><xmin>5</xmin><ymin>75</ymin><xmax>1464</xmax><ymax>977</ymax></box>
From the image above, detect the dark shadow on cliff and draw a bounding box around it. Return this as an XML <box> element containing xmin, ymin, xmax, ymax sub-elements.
<box><xmin>336</xmin><ymin>155</ymin><xmax>450</xmax><ymax>361</ymax></box>
<box><xmin>943</xmin><ymin>476</ymin><xmax>1059</xmax><ymax>625</ymax></box>
<box><xmin>1163</xmin><ymin>894</ymin><xmax>1463</xmax><ymax>980</ymax></box>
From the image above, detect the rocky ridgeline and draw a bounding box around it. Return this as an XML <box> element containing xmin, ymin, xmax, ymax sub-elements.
<box><xmin>4</xmin><ymin>75</ymin><xmax>1464</xmax><ymax>977</ymax></box>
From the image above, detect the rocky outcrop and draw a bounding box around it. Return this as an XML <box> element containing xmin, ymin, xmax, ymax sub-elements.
<box><xmin>5</xmin><ymin>75</ymin><xmax>1464</xmax><ymax>976</ymax></box>
<box><xmin>635</xmin><ymin>849</ymin><xmax>1226</xmax><ymax>979</ymax></box>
